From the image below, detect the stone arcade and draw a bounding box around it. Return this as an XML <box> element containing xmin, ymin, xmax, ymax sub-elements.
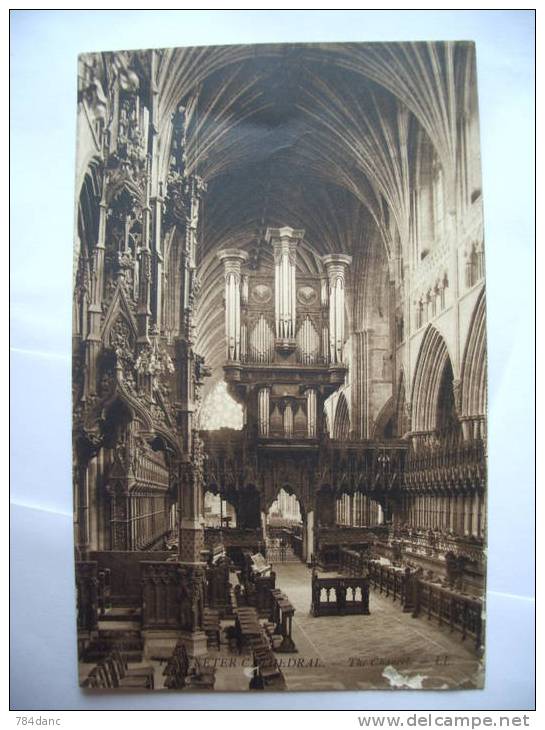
<box><xmin>73</xmin><ymin>42</ymin><xmax>486</xmax><ymax>691</ymax></box>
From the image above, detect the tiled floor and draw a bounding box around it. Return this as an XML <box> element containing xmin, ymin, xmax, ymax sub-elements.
<box><xmin>270</xmin><ymin>562</ymin><xmax>484</xmax><ymax>691</ymax></box>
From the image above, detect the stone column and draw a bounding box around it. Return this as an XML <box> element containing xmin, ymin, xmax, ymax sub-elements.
<box><xmin>471</xmin><ymin>491</ymin><xmax>480</xmax><ymax>537</ymax></box>
<box><xmin>217</xmin><ymin>249</ymin><xmax>248</xmax><ymax>362</ymax></box>
<box><xmin>322</xmin><ymin>254</ymin><xmax>352</xmax><ymax>364</ymax></box>
<box><xmin>137</xmin><ymin>164</ymin><xmax>152</xmax><ymax>346</ymax></box>
<box><xmin>179</xmin><ymin>458</ymin><xmax>204</xmax><ymax>563</ymax></box>
<box><xmin>466</xmin><ymin>494</ymin><xmax>473</xmax><ymax>537</ymax></box>
<box><xmin>453</xmin><ymin>495</ymin><xmax>461</xmax><ymax>534</ymax></box>
<box><xmin>355</xmin><ymin>494</ymin><xmax>359</xmax><ymax>526</ymax></box>
<box><xmin>150</xmin><ymin>190</ymin><xmax>164</xmax><ymax>330</ymax></box>
<box><xmin>76</xmin><ymin>461</ymin><xmax>91</xmax><ymax>555</ymax></box>
<box><xmin>85</xmin><ymin>192</ymin><xmax>108</xmax><ymax>396</ymax></box>
<box><xmin>353</xmin><ymin>330</ymin><xmax>370</xmax><ymax>437</ymax></box>
<box><xmin>176</xmin><ymin>432</ymin><xmax>208</xmax><ymax>657</ymax></box>
<box><xmin>447</xmin><ymin>496</ymin><xmax>454</xmax><ymax>532</ymax></box>
<box><xmin>306</xmin><ymin>510</ymin><xmax>315</xmax><ymax>565</ymax></box>
<box><xmin>261</xmin><ymin>510</ymin><xmax>268</xmax><ymax>545</ymax></box>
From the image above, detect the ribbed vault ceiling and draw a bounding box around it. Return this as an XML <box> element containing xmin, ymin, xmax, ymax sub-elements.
<box><xmin>155</xmin><ymin>43</ymin><xmax>474</xmax><ymax>385</ymax></box>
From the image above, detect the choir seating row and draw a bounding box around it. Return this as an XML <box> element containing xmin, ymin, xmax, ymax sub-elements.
<box><xmin>83</xmin><ymin>649</ymin><xmax>154</xmax><ymax>689</ymax></box>
<box><xmin>365</xmin><ymin>560</ymin><xmax>483</xmax><ymax>650</ymax></box>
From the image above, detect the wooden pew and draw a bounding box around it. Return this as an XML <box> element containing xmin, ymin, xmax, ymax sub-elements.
<box><xmin>82</xmin><ymin>651</ymin><xmax>154</xmax><ymax>689</ymax></box>
<box><xmin>413</xmin><ymin>579</ymin><xmax>483</xmax><ymax>650</ymax></box>
<box><xmin>203</xmin><ymin>607</ymin><xmax>221</xmax><ymax>649</ymax></box>
<box><xmin>269</xmin><ymin>589</ymin><xmax>297</xmax><ymax>652</ymax></box>
<box><xmin>103</xmin><ymin>654</ymin><xmax>154</xmax><ymax>689</ymax></box>
<box><xmin>76</xmin><ymin>561</ymin><xmax>99</xmax><ymax>636</ymax></box>
<box><xmin>366</xmin><ymin>559</ymin><xmax>484</xmax><ymax>650</ymax></box>
<box><xmin>111</xmin><ymin>649</ymin><xmax>154</xmax><ymax>686</ymax></box>
<box><xmin>206</xmin><ymin>559</ymin><xmax>231</xmax><ymax>616</ymax></box>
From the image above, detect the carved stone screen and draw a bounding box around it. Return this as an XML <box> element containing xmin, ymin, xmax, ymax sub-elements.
<box><xmin>73</xmin><ymin>42</ymin><xmax>487</xmax><ymax>692</ymax></box>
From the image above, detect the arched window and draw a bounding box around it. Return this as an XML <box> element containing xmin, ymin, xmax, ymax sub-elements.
<box><xmin>200</xmin><ymin>381</ymin><xmax>243</xmax><ymax>430</ymax></box>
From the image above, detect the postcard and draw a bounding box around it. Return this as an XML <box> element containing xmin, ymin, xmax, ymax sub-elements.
<box><xmin>73</xmin><ymin>41</ymin><xmax>486</xmax><ymax>692</ymax></box>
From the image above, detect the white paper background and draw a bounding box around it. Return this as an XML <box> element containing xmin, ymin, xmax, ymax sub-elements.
<box><xmin>10</xmin><ymin>9</ymin><xmax>535</xmax><ymax>710</ymax></box>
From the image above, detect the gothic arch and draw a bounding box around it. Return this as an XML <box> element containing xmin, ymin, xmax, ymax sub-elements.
<box><xmin>77</xmin><ymin>159</ymin><xmax>102</xmax><ymax>255</ymax></box>
<box><xmin>395</xmin><ymin>369</ymin><xmax>410</xmax><ymax>437</ymax></box>
<box><xmin>73</xmin><ymin>159</ymin><xmax>103</xmax><ymax>334</ymax></box>
<box><xmin>101</xmin><ymin>289</ymin><xmax>138</xmax><ymax>346</ymax></box>
<box><xmin>411</xmin><ymin>325</ymin><xmax>453</xmax><ymax>432</ymax></box>
<box><xmin>101</xmin><ymin>396</ymin><xmax>134</xmax><ymax>449</ymax></box>
<box><xmin>460</xmin><ymin>289</ymin><xmax>487</xmax><ymax>417</ymax></box>
<box><xmin>265</xmin><ymin>485</ymin><xmax>305</xmax><ymax>519</ymax></box>
<box><xmin>332</xmin><ymin>392</ymin><xmax>350</xmax><ymax>440</ymax></box>
<box><xmin>373</xmin><ymin>397</ymin><xmax>395</xmax><ymax>439</ymax></box>
<box><xmin>148</xmin><ymin>428</ymin><xmax>182</xmax><ymax>461</ymax></box>
<box><xmin>323</xmin><ymin>409</ymin><xmax>331</xmax><ymax>438</ymax></box>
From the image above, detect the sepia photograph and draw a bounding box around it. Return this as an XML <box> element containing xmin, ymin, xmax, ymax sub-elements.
<box><xmin>72</xmin><ymin>40</ymin><xmax>488</xmax><ymax>693</ymax></box>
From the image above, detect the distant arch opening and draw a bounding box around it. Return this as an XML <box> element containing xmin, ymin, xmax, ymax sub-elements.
<box><xmin>267</xmin><ymin>488</ymin><xmax>302</xmax><ymax>528</ymax></box>
<box><xmin>266</xmin><ymin>488</ymin><xmax>304</xmax><ymax>562</ymax></box>
<box><xmin>204</xmin><ymin>491</ymin><xmax>237</xmax><ymax>528</ymax></box>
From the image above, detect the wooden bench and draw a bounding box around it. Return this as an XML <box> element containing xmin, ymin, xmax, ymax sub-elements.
<box><xmin>269</xmin><ymin>590</ymin><xmax>297</xmax><ymax>652</ymax></box>
<box><xmin>203</xmin><ymin>608</ymin><xmax>221</xmax><ymax>649</ymax></box>
<box><xmin>82</xmin><ymin>650</ymin><xmax>154</xmax><ymax>689</ymax></box>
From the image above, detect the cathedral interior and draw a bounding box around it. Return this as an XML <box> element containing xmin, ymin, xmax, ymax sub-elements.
<box><xmin>73</xmin><ymin>42</ymin><xmax>487</xmax><ymax>692</ymax></box>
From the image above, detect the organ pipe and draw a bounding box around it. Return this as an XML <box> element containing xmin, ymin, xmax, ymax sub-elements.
<box><xmin>258</xmin><ymin>387</ymin><xmax>270</xmax><ymax>437</ymax></box>
<box><xmin>217</xmin><ymin>249</ymin><xmax>248</xmax><ymax>362</ymax></box>
<box><xmin>323</xmin><ymin>254</ymin><xmax>352</xmax><ymax>364</ymax></box>
<box><xmin>266</xmin><ymin>227</ymin><xmax>305</xmax><ymax>341</ymax></box>
<box><xmin>240</xmin><ymin>322</ymin><xmax>247</xmax><ymax>360</ymax></box>
<box><xmin>306</xmin><ymin>388</ymin><xmax>317</xmax><ymax>438</ymax></box>
<box><xmin>250</xmin><ymin>315</ymin><xmax>274</xmax><ymax>363</ymax></box>
<box><xmin>283</xmin><ymin>400</ymin><xmax>294</xmax><ymax>438</ymax></box>
<box><xmin>297</xmin><ymin>316</ymin><xmax>319</xmax><ymax>364</ymax></box>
